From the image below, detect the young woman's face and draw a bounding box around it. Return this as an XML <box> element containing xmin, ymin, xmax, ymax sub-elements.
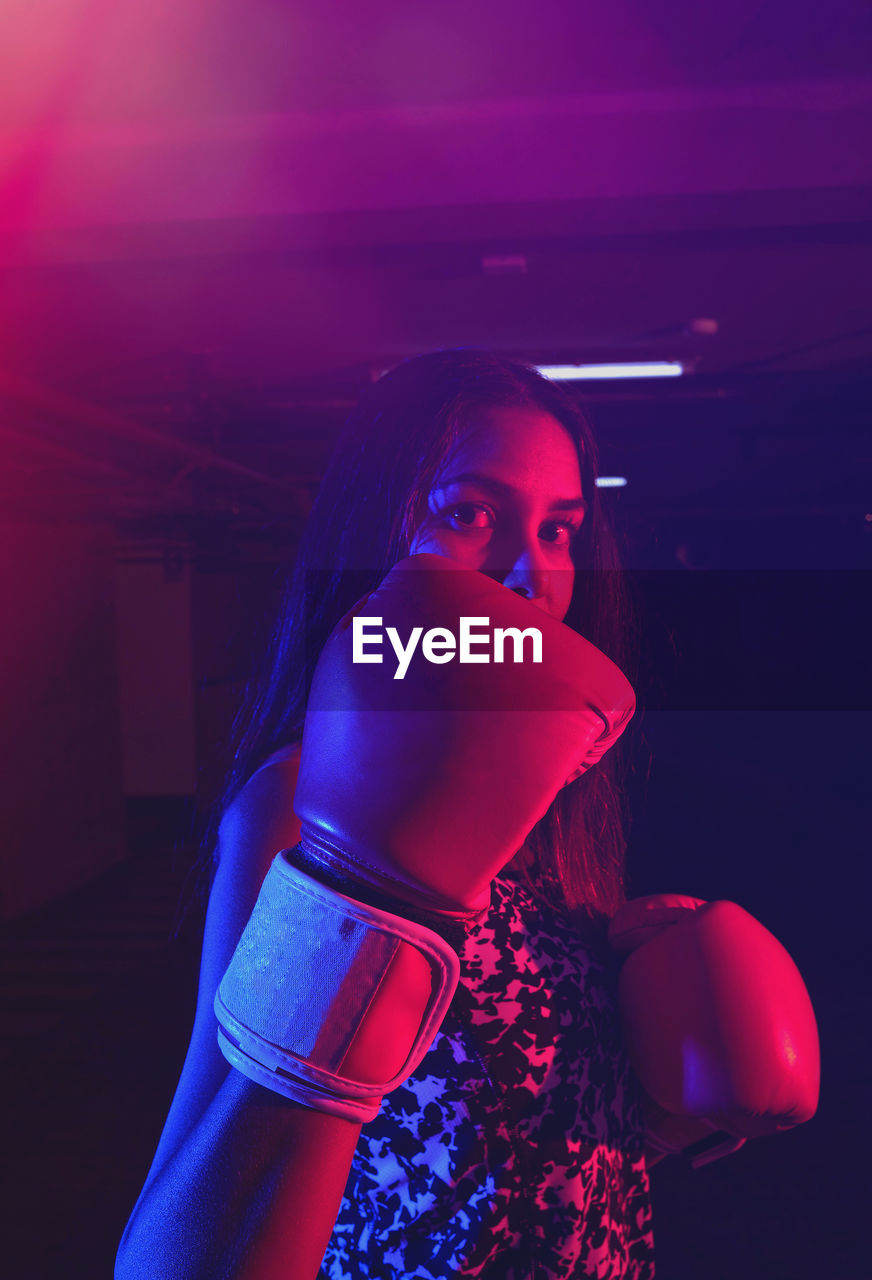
<box><xmin>408</xmin><ymin>404</ymin><xmax>586</xmax><ymax>623</ymax></box>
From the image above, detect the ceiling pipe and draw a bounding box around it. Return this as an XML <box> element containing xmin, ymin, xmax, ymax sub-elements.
<box><xmin>0</xmin><ymin>420</ymin><xmax>133</xmax><ymax>478</ymax></box>
<box><xmin>0</xmin><ymin>368</ymin><xmax>307</xmax><ymax>507</ymax></box>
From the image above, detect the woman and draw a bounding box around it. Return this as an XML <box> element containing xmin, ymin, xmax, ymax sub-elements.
<box><xmin>117</xmin><ymin>349</ymin><xmax>654</xmax><ymax>1279</ymax></box>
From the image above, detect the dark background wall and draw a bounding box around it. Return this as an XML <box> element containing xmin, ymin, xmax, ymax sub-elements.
<box><xmin>0</xmin><ymin>519</ymin><xmax>124</xmax><ymax>918</ymax></box>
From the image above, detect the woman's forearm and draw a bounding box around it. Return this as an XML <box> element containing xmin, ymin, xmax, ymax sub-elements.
<box><xmin>116</xmin><ymin>1069</ymin><xmax>361</xmax><ymax>1280</ymax></box>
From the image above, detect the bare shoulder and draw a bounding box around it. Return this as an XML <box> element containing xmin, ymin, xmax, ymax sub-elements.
<box><xmin>216</xmin><ymin>744</ymin><xmax>304</xmax><ymax>887</ymax></box>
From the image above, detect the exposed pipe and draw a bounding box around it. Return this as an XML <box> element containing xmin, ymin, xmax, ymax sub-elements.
<box><xmin>0</xmin><ymin>368</ymin><xmax>307</xmax><ymax>507</ymax></box>
<box><xmin>0</xmin><ymin>420</ymin><xmax>133</xmax><ymax>478</ymax></box>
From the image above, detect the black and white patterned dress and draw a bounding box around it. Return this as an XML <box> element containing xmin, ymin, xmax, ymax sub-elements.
<box><xmin>319</xmin><ymin>874</ymin><xmax>656</xmax><ymax>1279</ymax></box>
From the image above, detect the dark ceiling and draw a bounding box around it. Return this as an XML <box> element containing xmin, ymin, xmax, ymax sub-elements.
<box><xmin>1</xmin><ymin>1</ymin><xmax>870</xmax><ymax>567</ymax></box>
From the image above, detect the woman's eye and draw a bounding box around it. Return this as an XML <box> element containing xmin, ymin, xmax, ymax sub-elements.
<box><xmin>445</xmin><ymin>502</ymin><xmax>494</xmax><ymax>531</ymax></box>
<box><xmin>540</xmin><ymin>520</ymin><xmax>578</xmax><ymax>547</ymax></box>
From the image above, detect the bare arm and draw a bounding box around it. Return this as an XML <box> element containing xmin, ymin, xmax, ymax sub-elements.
<box><xmin>117</xmin><ymin>1071</ymin><xmax>360</xmax><ymax>1280</ymax></box>
<box><xmin>116</xmin><ymin>752</ymin><xmax>360</xmax><ymax>1280</ymax></box>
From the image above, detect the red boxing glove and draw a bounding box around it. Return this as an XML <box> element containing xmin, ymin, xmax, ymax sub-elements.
<box><xmin>216</xmin><ymin>554</ymin><xmax>635</xmax><ymax>1119</ymax></box>
<box><xmin>609</xmin><ymin>894</ymin><xmax>820</xmax><ymax>1167</ymax></box>
<box><xmin>295</xmin><ymin>553</ymin><xmax>636</xmax><ymax>915</ymax></box>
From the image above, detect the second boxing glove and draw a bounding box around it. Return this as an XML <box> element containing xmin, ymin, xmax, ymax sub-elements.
<box><xmin>609</xmin><ymin>893</ymin><xmax>820</xmax><ymax>1167</ymax></box>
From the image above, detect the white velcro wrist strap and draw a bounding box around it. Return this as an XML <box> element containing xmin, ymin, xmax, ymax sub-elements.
<box><xmin>214</xmin><ymin>852</ymin><xmax>461</xmax><ymax>1121</ymax></box>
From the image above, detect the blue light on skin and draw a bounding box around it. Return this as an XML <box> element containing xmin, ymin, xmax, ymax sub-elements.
<box><xmin>407</xmin><ymin>404</ymin><xmax>586</xmax><ymax>625</ymax></box>
<box><xmin>407</xmin><ymin>404</ymin><xmax>590</xmax><ymax>786</ymax></box>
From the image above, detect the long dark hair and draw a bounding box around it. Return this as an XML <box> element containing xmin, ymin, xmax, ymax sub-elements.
<box><xmin>217</xmin><ymin>349</ymin><xmax>640</xmax><ymax>927</ymax></box>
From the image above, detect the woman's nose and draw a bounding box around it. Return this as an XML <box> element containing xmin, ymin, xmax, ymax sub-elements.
<box><xmin>500</xmin><ymin>548</ymin><xmax>550</xmax><ymax>604</ymax></box>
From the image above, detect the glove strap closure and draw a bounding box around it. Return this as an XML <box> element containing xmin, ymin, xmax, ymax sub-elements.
<box><xmin>682</xmin><ymin>1131</ymin><xmax>747</xmax><ymax>1169</ymax></box>
<box><xmin>215</xmin><ymin>852</ymin><xmax>461</xmax><ymax>1122</ymax></box>
<box><xmin>296</xmin><ymin>823</ymin><xmax>489</xmax><ymax>938</ymax></box>
<box><xmin>642</xmin><ymin>1099</ymin><xmax>748</xmax><ymax>1169</ymax></box>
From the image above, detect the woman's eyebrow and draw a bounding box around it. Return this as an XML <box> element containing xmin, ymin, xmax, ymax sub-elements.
<box><xmin>435</xmin><ymin>471</ymin><xmax>587</xmax><ymax>512</ymax></box>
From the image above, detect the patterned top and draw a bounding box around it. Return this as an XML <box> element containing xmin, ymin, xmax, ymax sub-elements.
<box><xmin>319</xmin><ymin>875</ymin><xmax>656</xmax><ymax>1279</ymax></box>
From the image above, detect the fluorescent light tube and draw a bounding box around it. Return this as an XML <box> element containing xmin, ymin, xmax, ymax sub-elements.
<box><xmin>536</xmin><ymin>362</ymin><xmax>684</xmax><ymax>381</ymax></box>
